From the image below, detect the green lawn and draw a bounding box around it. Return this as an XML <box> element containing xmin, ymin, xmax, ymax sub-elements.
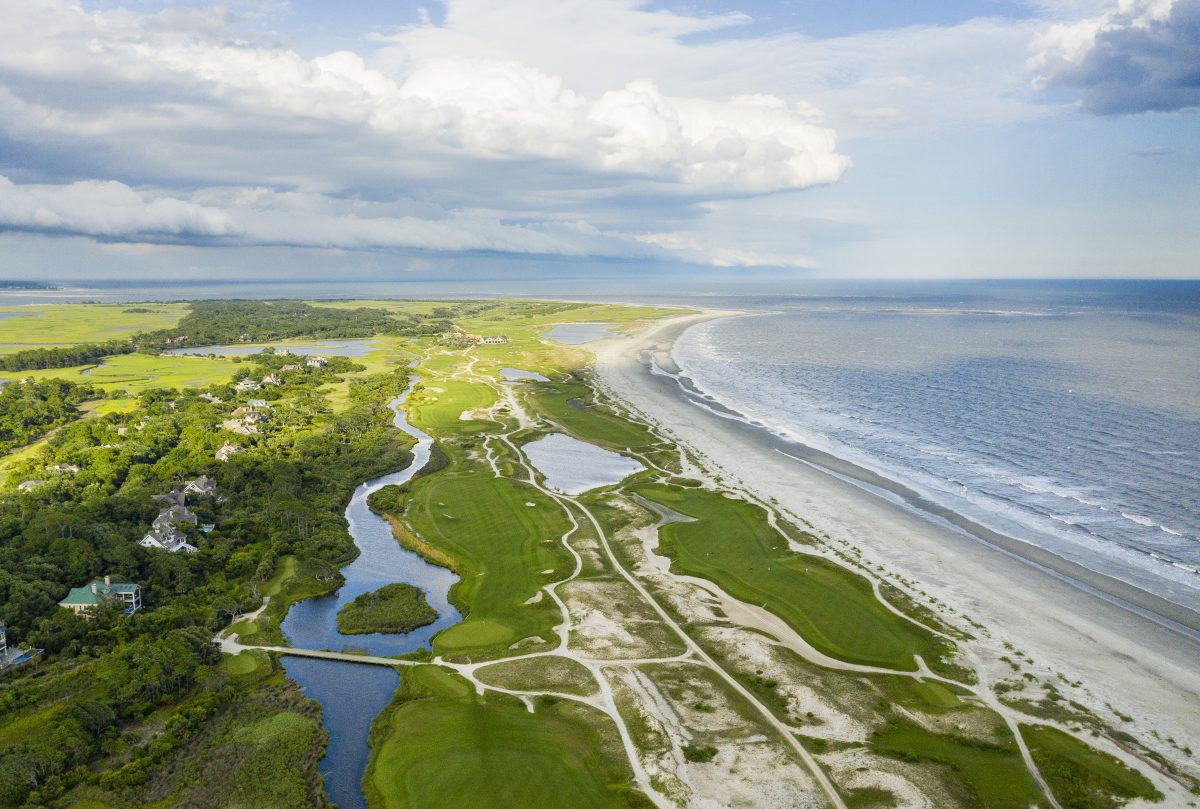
<box><xmin>871</xmin><ymin>720</ymin><xmax>1046</xmax><ymax>808</ymax></box>
<box><xmin>366</xmin><ymin>667</ymin><xmax>648</xmax><ymax>809</ymax></box>
<box><xmin>1021</xmin><ymin>725</ymin><xmax>1162</xmax><ymax>809</ymax></box>
<box><xmin>633</xmin><ymin>483</ymin><xmax>957</xmax><ymax>674</ymax></box>
<box><xmin>521</xmin><ymin>379</ymin><xmax>657</xmax><ymax>449</ymax></box>
<box><xmin>403</xmin><ymin>469</ymin><xmax>570</xmax><ymax>659</ymax></box>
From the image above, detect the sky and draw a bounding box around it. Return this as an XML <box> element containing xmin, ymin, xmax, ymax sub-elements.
<box><xmin>0</xmin><ymin>0</ymin><xmax>1197</xmax><ymax>285</ymax></box>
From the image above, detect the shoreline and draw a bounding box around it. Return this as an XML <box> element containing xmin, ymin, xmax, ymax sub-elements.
<box><xmin>593</xmin><ymin>310</ymin><xmax>1200</xmax><ymax>754</ymax></box>
<box><xmin>627</xmin><ymin>310</ymin><xmax>1200</xmax><ymax>636</ymax></box>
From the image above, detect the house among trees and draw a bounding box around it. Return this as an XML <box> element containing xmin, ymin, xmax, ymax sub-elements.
<box><xmin>280</xmin><ymin>363</ymin><xmax>302</xmax><ymax>372</ymax></box>
<box><xmin>235</xmin><ymin>378</ymin><xmax>261</xmax><ymax>393</ymax></box>
<box><xmin>216</xmin><ymin>442</ymin><xmax>242</xmax><ymax>462</ymax></box>
<box><xmin>480</xmin><ymin>335</ymin><xmax>509</xmax><ymax>344</ymax></box>
<box><xmin>262</xmin><ymin>373</ymin><xmax>283</xmax><ymax>386</ymax></box>
<box><xmin>184</xmin><ymin>475</ymin><xmax>216</xmax><ymax>497</ymax></box>
<box><xmin>51</xmin><ymin>463</ymin><xmax>80</xmax><ymax>474</ymax></box>
<box><xmin>0</xmin><ymin>623</ymin><xmax>41</xmax><ymax>671</ymax></box>
<box><xmin>221</xmin><ymin>418</ymin><xmax>257</xmax><ymax>435</ymax></box>
<box><xmin>306</xmin><ymin>356</ymin><xmax>328</xmax><ymax>368</ymax></box>
<box><xmin>17</xmin><ymin>480</ymin><xmax>42</xmax><ymax>492</ymax></box>
<box><xmin>139</xmin><ymin>526</ymin><xmax>198</xmax><ymax>554</ymax></box>
<box><xmin>58</xmin><ymin>576</ymin><xmax>142</xmax><ymax>615</ymax></box>
<box><xmin>152</xmin><ymin>504</ymin><xmax>198</xmax><ymax>533</ymax></box>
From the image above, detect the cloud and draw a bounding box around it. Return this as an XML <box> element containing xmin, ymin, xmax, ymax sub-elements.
<box><xmin>1030</xmin><ymin>0</ymin><xmax>1200</xmax><ymax>114</ymax></box>
<box><xmin>0</xmin><ymin>0</ymin><xmax>847</xmax><ymax>197</ymax></box>
<box><xmin>0</xmin><ymin>174</ymin><xmax>668</xmax><ymax>259</ymax></box>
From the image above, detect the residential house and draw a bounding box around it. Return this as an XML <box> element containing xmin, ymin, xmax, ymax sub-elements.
<box><xmin>280</xmin><ymin>363</ymin><xmax>302</xmax><ymax>372</ymax></box>
<box><xmin>199</xmin><ymin>392</ymin><xmax>223</xmax><ymax>404</ymax></box>
<box><xmin>221</xmin><ymin>419</ymin><xmax>258</xmax><ymax>436</ymax></box>
<box><xmin>139</xmin><ymin>525</ymin><xmax>198</xmax><ymax>554</ymax></box>
<box><xmin>51</xmin><ymin>463</ymin><xmax>80</xmax><ymax>474</ymax></box>
<box><xmin>306</xmin><ymin>356</ymin><xmax>328</xmax><ymax>368</ymax></box>
<box><xmin>152</xmin><ymin>489</ymin><xmax>186</xmax><ymax>507</ymax></box>
<box><xmin>152</xmin><ymin>504</ymin><xmax>198</xmax><ymax>533</ymax></box>
<box><xmin>247</xmin><ymin>399</ymin><xmax>271</xmax><ymax>410</ymax></box>
<box><xmin>216</xmin><ymin>442</ymin><xmax>242</xmax><ymax>462</ymax></box>
<box><xmin>184</xmin><ymin>475</ymin><xmax>216</xmax><ymax>498</ymax></box>
<box><xmin>235</xmin><ymin>378</ymin><xmax>261</xmax><ymax>393</ymax></box>
<box><xmin>231</xmin><ymin>407</ymin><xmax>268</xmax><ymax>422</ymax></box>
<box><xmin>17</xmin><ymin>480</ymin><xmax>43</xmax><ymax>492</ymax></box>
<box><xmin>59</xmin><ymin>576</ymin><xmax>142</xmax><ymax>615</ymax></box>
<box><xmin>262</xmin><ymin>374</ymin><xmax>283</xmax><ymax>386</ymax></box>
<box><xmin>0</xmin><ymin>624</ymin><xmax>40</xmax><ymax>671</ymax></box>
<box><xmin>480</xmin><ymin>335</ymin><xmax>509</xmax><ymax>345</ymax></box>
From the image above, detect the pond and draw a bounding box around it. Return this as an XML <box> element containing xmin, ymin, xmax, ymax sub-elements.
<box><xmin>499</xmin><ymin>367</ymin><xmax>549</xmax><ymax>382</ymax></box>
<box><xmin>522</xmin><ymin>433</ymin><xmax>643</xmax><ymax>495</ymax></box>
<box><xmin>166</xmin><ymin>338</ymin><xmax>378</xmax><ymax>357</ymax></box>
<box><xmin>542</xmin><ymin>323</ymin><xmax>624</xmax><ymax>344</ymax></box>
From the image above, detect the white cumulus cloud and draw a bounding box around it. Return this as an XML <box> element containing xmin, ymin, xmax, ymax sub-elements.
<box><xmin>1030</xmin><ymin>0</ymin><xmax>1200</xmax><ymax>113</ymax></box>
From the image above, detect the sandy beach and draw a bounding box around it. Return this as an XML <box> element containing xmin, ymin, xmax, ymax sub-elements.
<box><xmin>594</xmin><ymin>311</ymin><xmax>1200</xmax><ymax>773</ymax></box>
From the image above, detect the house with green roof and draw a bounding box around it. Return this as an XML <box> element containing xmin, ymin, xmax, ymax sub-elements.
<box><xmin>59</xmin><ymin>576</ymin><xmax>142</xmax><ymax>616</ymax></box>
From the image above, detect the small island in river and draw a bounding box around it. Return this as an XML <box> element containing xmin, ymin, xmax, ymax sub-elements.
<box><xmin>336</xmin><ymin>583</ymin><xmax>438</xmax><ymax>635</ymax></box>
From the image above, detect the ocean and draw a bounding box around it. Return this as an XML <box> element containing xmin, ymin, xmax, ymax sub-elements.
<box><xmin>671</xmin><ymin>281</ymin><xmax>1200</xmax><ymax>611</ymax></box>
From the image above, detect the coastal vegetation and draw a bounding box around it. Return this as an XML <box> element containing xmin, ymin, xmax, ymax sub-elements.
<box><xmin>337</xmin><ymin>583</ymin><xmax>437</xmax><ymax>635</ymax></box>
<box><xmin>1021</xmin><ymin>724</ymin><xmax>1162</xmax><ymax>808</ymax></box>
<box><xmin>0</xmin><ymin>378</ymin><xmax>95</xmax><ymax>453</ymax></box>
<box><xmin>631</xmin><ymin>482</ymin><xmax>965</xmax><ymax>677</ymax></box>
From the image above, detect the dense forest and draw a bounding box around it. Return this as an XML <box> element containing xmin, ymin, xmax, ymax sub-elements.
<box><xmin>0</xmin><ymin>379</ymin><xmax>95</xmax><ymax>454</ymax></box>
<box><xmin>0</xmin><ymin>349</ymin><xmax>415</xmax><ymax>806</ymax></box>
<box><xmin>0</xmin><ymin>341</ymin><xmax>136</xmax><ymax>372</ymax></box>
<box><xmin>140</xmin><ymin>300</ymin><xmax>455</xmax><ymax>348</ymax></box>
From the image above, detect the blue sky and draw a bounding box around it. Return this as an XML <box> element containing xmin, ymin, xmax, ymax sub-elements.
<box><xmin>1</xmin><ymin>0</ymin><xmax>1197</xmax><ymax>283</ymax></box>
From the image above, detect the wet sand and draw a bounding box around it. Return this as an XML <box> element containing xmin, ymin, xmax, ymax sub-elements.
<box><xmin>593</xmin><ymin>311</ymin><xmax>1200</xmax><ymax>760</ymax></box>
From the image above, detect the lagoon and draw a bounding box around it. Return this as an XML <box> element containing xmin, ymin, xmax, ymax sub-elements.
<box><xmin>522</xmin><ymin>433</ymin><xmax>643</xmax><ymax>494</ymax></box>
<box><xmin>499</xmin><ymin>367</ymin><xmax>549</xmax><ymax>382</ymax></box>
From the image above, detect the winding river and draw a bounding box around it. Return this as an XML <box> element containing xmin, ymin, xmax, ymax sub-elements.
<box><xmin>280</xmin><ymin>378</ymin><xmax>461</xmax><ymax>809</ymax></box>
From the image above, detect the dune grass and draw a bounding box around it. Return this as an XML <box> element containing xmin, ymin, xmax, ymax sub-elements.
<box><xmin>474</xmin><ymin>655</ymin><xmax>600</xmax><ymax>698</ymax></box>
<box><xmin>365</xmin><ymin>667</ymin><xmax>649</xmax><ymax>809</ymax></box>
<box><xmin>871</xmin><ymin>719</ymin><xmax>1045</xmax><ymax>808</ymax></box>
<box><xmin>632</xmin><ymin>483</ymin><xmax>959</xmax><ymax>674</ymax></box>
<box><xmin>1021</xmin><ymin>724</ymin><xmax>1162</xmax><ymax>809</ymax></box>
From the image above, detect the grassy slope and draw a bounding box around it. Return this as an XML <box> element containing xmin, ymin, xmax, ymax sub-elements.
<box><xmin>366</xmin><ymin>667</ymin><xmax>647</xmax><ymax>809</ymax></box>
<box><xmin>871</xmin><ymin>720</ymin><xmax>1045</xmax><ymax>808</ymax></box>
<box><xmin>632</xmin><ymin>482</ymin><xmax>956</xmax><ymax>674</ymax></box>
<box><xmin>1021</xmin><ymin>725</ymin><xmax>1162</xmax><ymax>809</ymax></box>
<box><xmin>404</xmin><ymin>468</ymin><xmax>569</xmax><ymax>658</ymax></box>
<box><xmin>521</xmin><ymin>378</ymin><xmax>657</xmax><ymax>450</ymax></box>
